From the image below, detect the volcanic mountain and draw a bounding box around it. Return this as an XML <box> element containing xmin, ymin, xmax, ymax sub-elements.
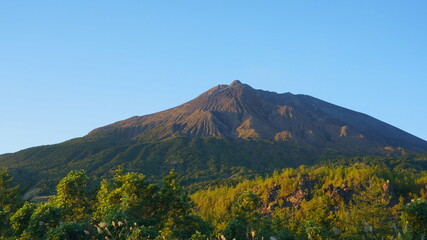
<box><xmin>90</xmin><ymin>80</ymin><xmax>427</xmax><ymax>153</ymax></box>
<box><xmin>1</xmin><ymin>80</ymin><xmax>426</xmax><ymax>193</ymax></box>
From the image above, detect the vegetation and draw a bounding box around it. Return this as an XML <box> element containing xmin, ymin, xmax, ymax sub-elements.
<box><xmin>191</xmin><ymin>162</ymin><xmax>427</xmax><ymax>239</ymax></box>
<box><xmin>1</xmin><ymin>157</ymin><xmax>426</xmax><ymax>239</ymax></box>
<box><xmin>0</xmin><ymin>136</ymin><xmax>338</xmax><ymax>195</ymax></box>
<box><xmin>2</xmin><ymin>134</ymin><xmax>427</xmax><ymax>197</ymax></box>
<box><xmin>2</xmin><ymin>82</ymin><xmax>427</xmax><ymax>239</ymax></box>
<box><xmin>1</xmin><ymin>167</ymin><xmax>212</xmax><ymax>240</ymax></box>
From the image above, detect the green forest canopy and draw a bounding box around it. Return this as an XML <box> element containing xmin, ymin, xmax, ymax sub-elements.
<box><xmin>0</xmin><ymin>156</ymin><xmax>426</xmax><ymax>239</ymax></box>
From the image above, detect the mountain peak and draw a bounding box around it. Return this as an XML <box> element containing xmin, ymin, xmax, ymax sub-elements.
<box><xmin>227</xmin><ymin>80</ymin><xmax>253</xmax><ymax>91</ymax></box>
<box><xmin>230</xmin><ymin>80</ymin><xmax>243</xmax><ymax>86</ymax></box>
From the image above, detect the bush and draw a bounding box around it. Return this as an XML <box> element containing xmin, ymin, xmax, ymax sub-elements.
<box><xmin>401</xmin><ymin>198</ymin><xmax>427</xmax><ymax>238</ymax></box>
<box><xmin>46</xmin><ymin>222</ymin><xmax>90</xmax><ymax>240</ymax></box>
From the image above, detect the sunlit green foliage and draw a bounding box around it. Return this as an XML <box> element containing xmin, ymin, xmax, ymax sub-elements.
<box><xmin>94</xmin><ymin>166</ymin><xmax>158</xmax><ymax>225</ymax></box>
<box><xmin>401</xmin><ymin>198</ymin><xmax>427</xmax><ymax>238</ymax></box>
<box><xmin>10</xmin><ymin>202</ymin><xmax>36</xmax><ymax>236</ymax></box>
<box><xmin>0</xmin><ymin>167</ymin><xmax>213</xmax><ymax>240</ymax></box>
<box><xmin>1</xmin><ymin>160</ymin><xmax>427</xmax><ymax>239</ymax></box>
<box><xmin>49</xmin><ymin>170</ymin><xmax>90</xmax><ymax>221</ymax></box>
<box><xmin>192</xmin><ymin>162</ymin><xmax>427</xmax><ymax>239</ymax></box>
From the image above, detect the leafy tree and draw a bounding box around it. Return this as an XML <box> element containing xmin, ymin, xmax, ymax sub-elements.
<box><xmin>49</xmin><ymin>170</ymin><xmax>90</xmax><ymax>221</ymax></box>
<box><xmin>268</xmin><ymin>208</ymin><xmax>295</xmax><ymax>239</ymax></box>
<box><xmin>189</xmin><ymin>230</ymin><xmax>208</xmax><ymax>240</ymax></box>
<box><xmin>0</xmin><ymin>208</ymin><xmax>11</xmax><ymax>238</ymax></box>
<box><xmin>0</xmin><ymin>168</ymin><xmax>19</xmax><ymax>211</ymax></box>
<box><xmin>157</xmin><ymin>170</ymin><xmax>212</xmax><ymax>239</ymax></box>
<box><xmin>304</xmin><ymin>220</ymin><xmax>325</xmax><ymax>240</ymax></box>
<box><xmin>168</xmin><ymin>215</ymin><xmax>213</xmax><ymax>240</ymax></box>
<box><xmin>231</xmin><ymin>191</ymin><xmax>261</xmax><ymax>220</ymax></box>
<box><xmin>223</xmin><ymin>191</ymin><xmax>261</xmax><ymax>239</ymax></box>
<box><xmin>401</xmin><ymin>198</ymin><xmax>427</xmax><ymax>238</ymax></box>
<box><xmin>222</xmin><ymin>217</ymin><xmax>248</xmax><ymax>240</ymax></box>
<box><xmin>46</xmin><ymin>222</ymin><xmax>90</xmax><ymax>240</ymax></box>
<box><xmin>0</xmin><ymin>168</ymin><xmax>20</xmax><ymax>238</ymax></box>
<box><xmin>94</xmin><ymin>167</ymin><xmax>158</xmax><ymax>225</ymax></box>
<box><xmin>24</xmin><ymin>203</ymin><xmax>63</xmax><ymax>239</ymax></box>
<box><xmin>344</xmin><ymin>177</ymin><xmax>394</xmax><ymax>238</ymax></box>
<box><xmin>10</xmin><ymin>202</ymin><xmax>37</xmax><ymax>236</ymax></box>
<box><xmin>157</xmin><ymin>170</ymin><xmax>192</xmax><ymax>222</ymax></box>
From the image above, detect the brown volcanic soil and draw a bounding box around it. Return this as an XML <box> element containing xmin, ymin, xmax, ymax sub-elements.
<box><xmin>90</xmin><ymin>80</ymin><xmax>427</xmax><ymax>154</ymax></box>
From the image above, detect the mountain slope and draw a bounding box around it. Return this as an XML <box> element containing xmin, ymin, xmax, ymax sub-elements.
<box><xmin>1</xmin><ymin>80</ymin><xmax>426</xmax><ymax>193</ymax></box>
<box><xmin>90</xmin><ymin>80</ymin><xmax>427</xmax><ymax>154</ymax></box>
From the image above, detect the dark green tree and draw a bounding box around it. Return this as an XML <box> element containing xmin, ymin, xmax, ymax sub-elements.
<box><xmin>157</xmin><ymin>170</ymin><xmax>212</xmax><ymax>239</ymax></box>
<box><xmin>157</xmin><ymin>170</ymin><xmax>192</xmax><ymax>220</ymax></box>
<box><xmin>46</xmin><ymin>222</ymin><xmax>90</xmax><ymax>240</ymax></box>
<box><xmin>401</xmin><ymin>198</ymin><xmax>427</xmax><ymax>238</ymax></box>
<box><xmin>0</xmin><ymin>168</ymin><xmax>19</xmax><ymax>211</ymax></box>
<box><xmin>223</xmin><ymin>191</ymin><xmax>261</xmax><ymax>239</ymax></box>
<box><xmin>23</xmin><ymin>203</ymin><xmax>63</xmax><ymax>239</ymax></box>
<box><xmin>0</xmin><ymin>168</ymin><xmax>20</xmax><ymax>238</ymax></box>
<box><xmin>223</xmin><ymin>217</ymin><xmax>248</xmax><ymax>240</ymax></box>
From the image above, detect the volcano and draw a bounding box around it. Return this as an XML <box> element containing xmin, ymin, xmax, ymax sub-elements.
<box><xmin>1</xmin><ymin>80</ymin><xmax>426</xmax><ymax>193</ymax></box>
<box><xmin>90</xmin><ymin>80</ymin><xmax>427</xmax><ymax>154</ymax></box>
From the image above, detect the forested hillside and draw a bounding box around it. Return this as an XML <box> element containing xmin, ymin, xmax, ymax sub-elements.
<box><xmin>192</xmin><ymin>159</ymin><xmax>427</xmax><ymax>239</ymax></box>
<box><xmin>1</xmin><ymin>155</ymin><xmax>426</xmax><ymax>239</ymax></box>
<box><xmin>1</xmin><ymin>137</ymin><xmax>324</xmax><ymax>195</ymax></box>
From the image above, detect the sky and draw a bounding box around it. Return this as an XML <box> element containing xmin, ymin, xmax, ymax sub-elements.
<box><xmin>0</xmin><ymin>1</ymin><xmax>426</xmax><ymax>154</ymax></box>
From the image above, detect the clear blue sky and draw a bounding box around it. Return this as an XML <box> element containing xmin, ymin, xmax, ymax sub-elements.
<box><xmin>1</xmin><ymin>1</ymin><xmax>426</xmax><ymax>154</ymax></box>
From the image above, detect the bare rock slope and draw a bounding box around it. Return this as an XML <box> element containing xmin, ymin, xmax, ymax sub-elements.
<box><xmin>90</xmin><ymin>80</ymin><xmax>427</xmax><ymax>154</ymax></box>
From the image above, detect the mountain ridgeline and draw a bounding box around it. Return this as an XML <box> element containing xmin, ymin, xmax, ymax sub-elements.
<box><xmin>1</xmin><ymin>81</ymin><xmax>427</xmax><ymax>192</ymax></box>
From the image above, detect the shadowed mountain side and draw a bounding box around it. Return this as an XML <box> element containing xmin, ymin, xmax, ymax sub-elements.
<box><xmin>0</xmin><ymin>137</ymin><xmax>328</xmax><ymax>194</ymax></box>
